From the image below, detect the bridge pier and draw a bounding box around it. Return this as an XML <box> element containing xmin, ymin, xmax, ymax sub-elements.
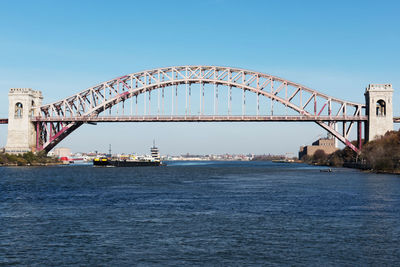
<box><xmin>357</xmin><ymin>121</ymin><xmax>362</xmax><ymax>150</ymax></box>
<box><xmin>5</xmin><ymin>88</ymin><xmax>43</xmax><ymax>154</ymax></box>
<box><xmin>365</xmin><ymin>84</ymin><xmax>393</xmax><ymax>141</ymax></box>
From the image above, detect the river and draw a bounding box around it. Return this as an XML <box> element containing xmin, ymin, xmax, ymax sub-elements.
<box><xmin>1</xmin><ymin>161</ymin><xmax>399</xmax><ymax>266</ymax></box>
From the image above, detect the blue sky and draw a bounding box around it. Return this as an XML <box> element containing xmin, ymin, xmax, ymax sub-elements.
<box><xmin>1</xmin><ymin>0</ymin><xmax>399</xmax><ymax>155</ymax></box>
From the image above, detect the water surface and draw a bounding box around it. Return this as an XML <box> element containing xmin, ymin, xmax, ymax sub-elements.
<box><xmin>1</xmin><ymin>161</ymin><xmax>400</xmax><ymax>266</ymax></box>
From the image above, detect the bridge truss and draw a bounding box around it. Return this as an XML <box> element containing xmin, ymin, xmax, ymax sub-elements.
<box><xmin>33</xmin><ymin>66</ymin><xmax>366</xmax><ymax>152</ymax></box>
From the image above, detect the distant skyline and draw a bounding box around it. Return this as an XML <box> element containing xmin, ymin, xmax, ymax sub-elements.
<box><xmin>1</xmin><ymin>0</ymin><xmax>400</xmax><ymax>154</ymax></box>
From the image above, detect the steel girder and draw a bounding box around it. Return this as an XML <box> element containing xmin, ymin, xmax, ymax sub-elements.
<box><xmin>34</xmin><ymin>66</ymin><xmax>366</xmax><ymax>152</ymax></box>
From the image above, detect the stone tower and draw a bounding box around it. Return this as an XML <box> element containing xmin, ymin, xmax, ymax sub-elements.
<box><xmin>5</xmin><ymin>88</ymin><xmax>43</xmax><ymax>154</ymax></box>
<box><xmin>364</xmin><ymin>84</ymin><xmax>393</xmax><ymax>141</ymax></box>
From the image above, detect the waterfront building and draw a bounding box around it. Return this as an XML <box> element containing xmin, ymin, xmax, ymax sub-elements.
<box><xmin>53</xmin><ymin>147</ymin><xmax>71</xmax><ymax>159</ymax></box>
<box><xmin>298</xmin><ymin>138</ymin><xmax>338</xmax><ymax>159</ymax></box>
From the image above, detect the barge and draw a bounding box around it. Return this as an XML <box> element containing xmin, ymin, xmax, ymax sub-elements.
<box><xmin>93</xmin><ymin>143</ymin><xmax>162</xmax><ymax>167</ymax></box>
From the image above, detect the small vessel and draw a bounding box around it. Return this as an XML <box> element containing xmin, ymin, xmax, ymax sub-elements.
<box><xmin>93</xmin><ymin>157</ymin><xmax>111</xmax><ymax>166</ymax></box>
<box><xmin>320</xmin><ymin>168</ymin><xmax>332</xmax><ymax>172</ymax></box>
<box><xmin>93</xmin><ymin>142</ymin><xmax>163</xmax><ymax>167</ymax></box>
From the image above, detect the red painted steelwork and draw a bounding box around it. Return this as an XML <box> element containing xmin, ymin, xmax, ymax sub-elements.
<box><xmin>358</xmin><ymin>121</ymin><xmax>362</xmax><ymax>150</ymax></box>
<box><xmin>317</xmin><ymin>103</ymin><xmax>327</xmax><ymax>116</ymax></box>
<box><xmin>36</xmin><ymin>122</ymin><xmax>39</xmax><ymax>150</ymax></box>
<box><xmin>34</xmin><ymin>66</ymin><xmax>366</xmax><ymax>153</ymax></box>
<box><xmin>345</xmin><ymin>140</ymin><xmax>359</xmax><ymax>153</ymax></box>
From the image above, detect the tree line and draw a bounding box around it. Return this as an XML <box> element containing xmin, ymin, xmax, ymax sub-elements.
<box><xmin>301</xmin><ymin>130</ymin><xmax>400</xmax><ymax>172</ymax></box>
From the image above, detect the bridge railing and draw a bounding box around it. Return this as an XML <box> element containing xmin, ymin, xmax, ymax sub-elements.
<box><xmin>32</xmin><ymin>115</ymin><xmax>368</xmax><ymax>122</ymax></box>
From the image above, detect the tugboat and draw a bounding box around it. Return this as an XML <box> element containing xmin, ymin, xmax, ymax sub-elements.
<box><xmin>93</xmin><ymin>142</ymin><xmax>162</xmax><ymax>167</ymax></box>
<box><xmin>92</xmin><ymin>157</ymin><xmax>110</xmax><ymax>166</ymax></box>
<box><xmin>151</xmin><ymin>140</ymin><xmax>161</xmax><ymax>162</ymax></box>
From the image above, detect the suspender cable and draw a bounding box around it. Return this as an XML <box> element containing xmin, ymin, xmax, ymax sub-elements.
<box><xmin>148</xmin><ymin>90</ymin><xmax>151</xmax><ymax>115</ymax></box>
<box><xmin>189</xmin><ymin>83</ymin><xmax>191</xmax><ymax>115</ymax></box>
<box><xmin>130</xmin><ymin>78</ymin><xmax>133</xmax><ymax>116</ymax></box>
<box><xmin>213</xmin><ymin>83</ymin><xmax>216</xmax><ymax>115</ymax></box>
<box><xmin>162</xmin><ymin>87</ymin><xmax>165</xmax><ymax>115</ymax></box>
<box><xmin>175</xmin><ymin>85</ymin><xmax>178</xmax><ymax>116</ymax></box>
<box><xmin>242</xmin><ymin>89</ymin><xmax>246</xmax><ymax>116</ymax></box>
<box><xmin>158</xmin><ymin>88</ymin><xmax>160</xmax><ymax>116</ymax></box>
<box><xmin>199</xmin><ymin>82</ymin><xmax>202</xmax><ymax>115</ymax></box>
<box><xmin>135</xmin><ymin>95</ymin><xmax>138</xmax><ymax>116</ymax></box>
<box><xmin>228</xmin><ymin>86</ymin><xmax>232</xmax><ymax>115</ymax></box>
<box><xmin>202</xmin><ymin>82</ymin><xmax>205</xmax><ymax>115</ymax></box>
<box><xmin>144</xmin><ymin>91</ymin><xmax>146</xmax><ymax>116</ymax></box>
<box><xmin>171</xmin><ymin>86</ymin><xmax>174</xmax><ymax>116</ymax></box>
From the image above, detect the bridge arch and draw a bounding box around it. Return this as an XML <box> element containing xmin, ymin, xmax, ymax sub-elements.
<box><xmin>34</xmin><ymin>66</ymin><xmax>366</xmax><ymax>152</ymax></box>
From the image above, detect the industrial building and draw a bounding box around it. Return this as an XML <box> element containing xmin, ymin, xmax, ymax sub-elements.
<box><xmin>299</xmin><ymin>138</ymin><xmax>338</xmax><ymax>159</ymax></box>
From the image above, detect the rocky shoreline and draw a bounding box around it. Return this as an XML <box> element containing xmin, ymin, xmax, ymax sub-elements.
<box><xmin>0</xmin><ymin>152</ymin><xmax>61</xmax><ymax>166</ymax></box>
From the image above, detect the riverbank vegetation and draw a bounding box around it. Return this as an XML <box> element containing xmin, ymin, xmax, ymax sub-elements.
<box><xmin>0</xmin><ymin>152</ymin><xmax>59</xmax><ymax>166</ymax></box>
<box><xmin>301</xmin><ymin>130</ymin><xmax>400</xmax><ymax>173</ymax></box>
<box><xmin>361</xmin><ymin>130</ymin><xmax>400</xmax><ymax>172</ymax></box>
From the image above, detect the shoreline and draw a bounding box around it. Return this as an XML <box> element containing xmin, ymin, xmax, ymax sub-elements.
<box><xmin>2</xmin><ymin>159</ymin><xmax>400</xmax><ymax>174</ymax></box>
<box><xmin>0</xmin><ymin>162</ymin><xmax>65</xmax><ymax>167</ymax></box>
<box><xmin>302</xmin><ymin>160</ymin><xmax>400</xmax><ymax>175</ymax></box>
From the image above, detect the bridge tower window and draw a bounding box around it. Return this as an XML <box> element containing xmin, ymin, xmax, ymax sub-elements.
<box><xmin>376</xmin><ymin>100</ymin><xmax>386</xmax><ymax>116</ymax></box>
<box><xmin>15</xmin><ymin>102</ymin><xmax>23</xmax><ymax>118</ymax></box>
<box><xmin>31</xmin><ymin>100</ymin><xmax>35</xmax><ymax>117</ymax></box>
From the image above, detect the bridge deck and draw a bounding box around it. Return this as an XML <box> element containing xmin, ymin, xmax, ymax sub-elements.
<box><xmin>0</xmin><ymin>119</ymin><xmax>8</xmax><ymax>124</ymax></box>
<box><xmin>32</xmin><ymin>115</ymin><xmax>368</xmax><ymax>123</ymax></box>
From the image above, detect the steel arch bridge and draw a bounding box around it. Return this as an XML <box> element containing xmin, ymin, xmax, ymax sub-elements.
<box><xmin>33</xmin><ymin>66</ymin><xmax>366</xmax><ymax>153</ymax></box>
